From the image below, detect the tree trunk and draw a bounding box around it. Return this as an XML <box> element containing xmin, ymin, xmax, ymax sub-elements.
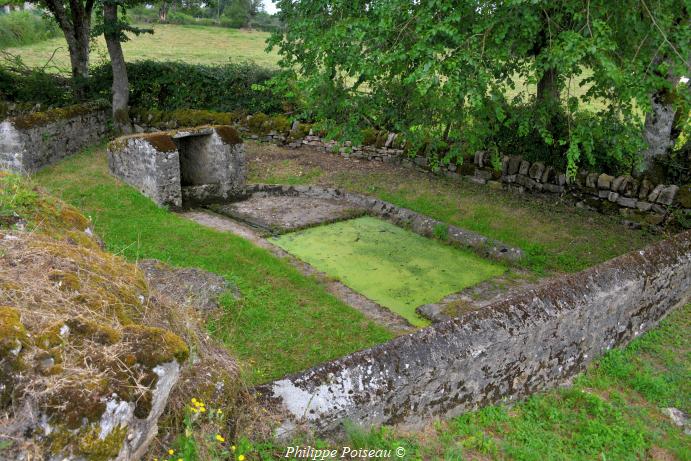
<box><xmin>641</xmin><ymin>87</ymin><xmax>676</xmax><ymax>170</ymax></box>
<box><xmin>536</xmin><ymin>67</ymin><xmax>560</xmax><ymax>107</ymax></box>
<box><xmin>66</xmin><ymin>23</ymin><xmax>91</xmax><ymax>98</ymax></box>
<box><xmin>103</xmin><ymin>2</ymin><xmax>133</xmax><ymax>135</ymax></box>
<box><xmin>43</xmin><ymin>0</ymin><xmax>94</xmax><ymax>100</ymax></box>
<box><xmin>159</xmin><ymin>1</ymin><xmax>169</xmax><ymax>22</ymax></box>
<box><xmin>641</xmin><ymin>59</ymin><xmax>685</xmax><ymax>172</ymax></box>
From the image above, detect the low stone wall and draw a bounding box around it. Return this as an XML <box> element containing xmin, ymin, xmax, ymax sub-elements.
<box><xmin>257</xmin><ymin>230</ymin><xmax>691</xmax><ymax>437</ymax></box>
<box><xmin>249</xmin><ymin>130</ymin><xmax>690</xmax><ymax>229</ymax></box>
<box><xmin>0</xmin><ymin>103</ymin><xmax>109</xmax><ymax>173</ymax></box>
<box><xmin>245</xmin><ymin>184</ymin><xmax>523</xmax><ymax>263</ymax></box>
<box><xmin>108</xmin><ymin>126</ymin><xmax>245</xmax><ymax>208</ymax></box>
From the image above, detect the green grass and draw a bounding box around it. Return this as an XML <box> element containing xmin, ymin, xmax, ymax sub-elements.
<box><xmin>272</xmin><ymin>217</ymin><xmax>505</xmax><ymax>326</ymax></box>
<box><xmin>5</xmin><ymin>23</ymin><xmax>278</xmax><ymax>71</ymax></box>
<box><xmin>34</xmin><ymin>146</ymin><xmax>393</xmax><ymax>385</ymax></box>
<box><xmin>0</xmin><ymin>11</ymin><xmax>61</xmax><ymax>49</ymax></box>
<box><xmin>237</xmin><ymin>304</ymin><xmax>691</xmax><ymax>460</ymax></box>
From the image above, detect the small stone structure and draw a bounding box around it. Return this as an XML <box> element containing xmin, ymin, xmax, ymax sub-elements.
<box><xmin>0</xmin><ymin>103</ymin><xmax>108</xmax><ymax>173</ymax></box>
<box><xmin>257</xmin><ymin>230</ymin><xmax>691</xmax><ymax>437</ymax></box>
<box><xmin>108</xmin><ymin>126</ymin><xmax>245</xmax><ymax>208</ymax></box>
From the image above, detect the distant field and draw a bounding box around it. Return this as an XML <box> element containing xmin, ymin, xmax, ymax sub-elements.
<box><xmin>4</xmin><ymin>23</ymin><xmax>279</xmax><ymax>70</ymax></box>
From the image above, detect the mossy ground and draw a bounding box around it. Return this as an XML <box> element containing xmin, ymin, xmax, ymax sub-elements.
<box><xmin>272</xmin><ymin>217</ymin><xmax>505</xmax><ymax>326</ymax></box>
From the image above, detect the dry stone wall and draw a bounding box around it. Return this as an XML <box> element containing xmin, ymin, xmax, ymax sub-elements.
<box><xmin>257</xmin><ymin>230</ymin><xmax>691</xmax><ymax>437</ymax></box>
<box><xmin>0</xmin><ymin>104</ymin><xmax>109</xmax><ymax>173</ymax></box>
<box><xmin>248</xmin><ymin>128</ymin><xmax>690</xmax><ymax>229</ymax></box>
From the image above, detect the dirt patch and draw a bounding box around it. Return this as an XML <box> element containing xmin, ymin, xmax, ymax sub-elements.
<box><xmin>246</xmin><ymin>141</ymin><xmax>413</xmax><ymax>182</ymax></box>
<box><xmin>212</xmin><ymin>195</ymin><xmax>365</xmax><ymax>234</ymax></box>
<box><xmin>138</xmin><ymin>259</ymin><xmax>239</xmax><ymax>311</ymax></box>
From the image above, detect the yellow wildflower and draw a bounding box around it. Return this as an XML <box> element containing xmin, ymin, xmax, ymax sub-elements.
<box><xmin>217</xmin><ymin>409</ymin><xmax>223</xmax><ymax>415</ymax></box>
<box><xmin>238</xmin><ymin>455</ymin><xmax>245</xmax><ymax>461</ymax></box>
<box><xmin>231</xmin><ymin>445</ymin><xmax>236</xmax><ymax>452</ymax></box>
<box><xmin>191</xmin><ymin>398</ymin><xmax>197</xmax><ymax>404</ymax></box>
<box><xmin>168</xmin><ymin>449</ymin><xmax>175</xmax><ymax>455</ymax></box>
<box><xmin>215</xmin><ymin>434</ymin><xmax>225</xmax><ymax>442</ymax></box>
<box><xmin>199</xmin><ymin>406</ymin><xmax>206</xmax><ymax>413</ymax></box>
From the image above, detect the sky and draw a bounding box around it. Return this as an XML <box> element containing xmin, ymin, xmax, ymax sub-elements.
<box><xmin>263</xmin><ymin>0</ymin><xmax>278</xmax><ymax>14</ymax></box>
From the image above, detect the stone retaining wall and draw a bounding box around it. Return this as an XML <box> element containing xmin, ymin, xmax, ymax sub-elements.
<box><xmin>256</xmin><ymin>230</ymin><xmax>691</xmax><ymax>437</ymax></box>
<box><xmin>0</xmin><ymin>103</ymin><xmax>109</xmax><ymax>173</ymax></box>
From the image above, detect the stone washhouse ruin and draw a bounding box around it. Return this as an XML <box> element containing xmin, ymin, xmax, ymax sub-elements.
<box><xmin>106</xmin><ymin>124</ymin><xmax>691</xmax><ymax>439</ymax></box>
<box><xmin>108</xmin><ymin>125</ymin><xmax>246</xmax><ymax>208</ymax></box>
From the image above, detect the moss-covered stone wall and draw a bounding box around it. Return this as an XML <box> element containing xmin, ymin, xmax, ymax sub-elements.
<box><xmin>0</xmin><ymin>102</ymin><xmax>109</xmax><ymax>174</ymax></box>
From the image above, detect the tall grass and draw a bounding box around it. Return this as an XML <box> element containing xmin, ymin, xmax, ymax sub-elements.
<box><xmin>0</xmin><ymin>11</ymin><xmax>61</xmax><ymax>49</ymax></box>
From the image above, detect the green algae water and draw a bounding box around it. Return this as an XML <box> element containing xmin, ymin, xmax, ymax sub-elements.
<box><xmin>271</xmin><ymin>216</ymin><xmax>505</xmax><ymax>327</ymax></box>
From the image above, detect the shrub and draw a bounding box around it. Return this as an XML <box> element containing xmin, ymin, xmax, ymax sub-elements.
<box><xmin>90</xmin><ymin>60</ymin><xmax>282</xmax><ymax>114</ymax></box>
<box><xmin>0</xmin><ymin>11</ymin><xmax>61</xmax><ymax>48</ymax></box>
<box><xmin>0</xmin><ymin>61</ymin><xmax>73</xmax><ymax>107</ymax></box>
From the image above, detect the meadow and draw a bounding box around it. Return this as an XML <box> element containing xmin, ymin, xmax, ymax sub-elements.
<box><xmin>3</xmin><ymin>23</ymin><xmax>279</xmax><ymax>70</ymax></box>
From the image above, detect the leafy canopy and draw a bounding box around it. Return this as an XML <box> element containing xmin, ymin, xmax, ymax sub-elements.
<box><xmin>269</xmin><ymin>0</ymin><xmax>690</xmax><ymax>175</ymax></box>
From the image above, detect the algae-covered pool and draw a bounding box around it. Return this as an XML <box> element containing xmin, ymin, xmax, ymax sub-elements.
<box><xmin>271</xmin><ymin>216</ymin><xmax>505</xmax><ymax>326</ymax></box>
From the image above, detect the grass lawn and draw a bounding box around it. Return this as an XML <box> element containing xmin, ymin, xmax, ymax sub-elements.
<box><xmin>34</xmin><ymin>145</ymin><xmax>393</xmax><ymax>385</ymax></box>
<box><xmin>5</xmin><ymin>24</ymin><xmax>279</xmax><ymax>71</ymax></box>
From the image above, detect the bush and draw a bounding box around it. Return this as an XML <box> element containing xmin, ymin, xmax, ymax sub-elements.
<box><xmin>476</xmin><ymin>103</ymin><xmax>643</xmax><ymax>176</ymax></box>
<box><xmin>0</xmin><ymin>61</ymin><xmax>73</xmax><ymax>107</ymax></box>
<box><xmin>0</xmin><ymin>11</ymin><xmax>61</xmax><ymax>48</ymax></box>
<box><xmin>90</xmin><ymin>60</ymin><xmax>282</xmax><ymax>114</ymax></box>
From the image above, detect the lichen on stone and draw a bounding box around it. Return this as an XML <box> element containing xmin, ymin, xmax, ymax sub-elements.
<box><xmin>123</xmin><ymin>324</ymin><xmax>189</xmax><ymax>368</ymax></box>
<box><xmin>0</xmin><ymin>176</ymin><xmax>195</xmax><ymax>461</ymax></box>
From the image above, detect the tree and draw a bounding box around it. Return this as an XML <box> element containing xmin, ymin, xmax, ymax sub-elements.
<box><xmin>39</xmin><ymin>0</ymin><xmax>95</xmax><ymax>97</ymax></box>
<box><xmin>97</xmin><ymin>0</ymin><xmax>151</xmax><ymax>134</ymax></box>
<box><xmin>269</xmin><ymin>0</ymin><xmax>690</xmax><ymax>176</ymax></box>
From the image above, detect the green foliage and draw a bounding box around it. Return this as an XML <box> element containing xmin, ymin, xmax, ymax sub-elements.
<box><xmin>90</xmin><ymin>60</ymin><xmax>281</xmax><ymax>113</ymax></box>
<box><xmin>0</xmin><ymin>54</ymin><xmax>73</xmax><ymax>106</ymax></box>
<box><xmin>0</xmin><ymin>57</ymin><xmax>281</xmax><ymax>114</ymax></box>
<box><xmin>433</xmin><ymin>223</ymin><xmax>449</xmax><ymax>241</ymax></box>
<box><xmin>0</xmin><ymin>11</ymin><xmax>61</xmax><ymax>48</ymax></box>
<box><xmin>269</xmin><ymin>0</ymin><xmax>690</xmax><ymax>176</ymax></box>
